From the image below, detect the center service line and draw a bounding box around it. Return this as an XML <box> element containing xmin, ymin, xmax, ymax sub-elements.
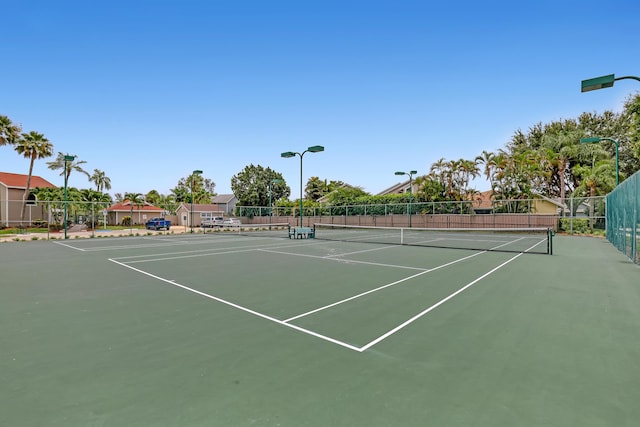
<box><xmin>358</xmin><ymin>252</ymin><xmax>523</xmax><ymax>352</ymax></box>
<box><xmin>108</xmin><ymin>258</ymin><xmax>362</xmax><ymax>352</ymax></box>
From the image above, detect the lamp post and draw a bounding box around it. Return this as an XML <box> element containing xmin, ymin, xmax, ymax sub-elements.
<box><xmin>395</xmin><ymin>170</ymin><xmax>417</xmax><ymax>227</ymax></box>
<box><xmin>268</xmin><ymin>178</ymin><xmax>283</xmax><ymax>228</ymax></box>
<box><xmin>281</xmin><ymin>145</ymin><xmax>324</xmax><ymax>227</ymax></box>
<box><xmin>581</xmin><ymin>74</ymin><xmax>640</xmax><ymax>92</ymax></box>
<box><xmin>580</xmin><ymin>137</ymin><xmax>619</xmax><ymax>186</ymax></box>
<box><xmin>63</xmin><ymin>155</ymin><xmax>75</xmax><ymax>239</ymax></box>
<box><xmin>190</xmin><ymin>169</ymin><xmax>203</xmax><ymax>233</ymax></box>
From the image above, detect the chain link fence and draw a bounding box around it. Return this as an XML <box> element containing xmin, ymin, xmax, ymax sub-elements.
<box><xmin>1</xmin><ymin>196</ymin><xmax>608</xmax><ymax>239</ymax></box>
<box><xmin>236</xmin><ymin>196</ymin><xmax>606</xmax><ymax>233</ymax></box>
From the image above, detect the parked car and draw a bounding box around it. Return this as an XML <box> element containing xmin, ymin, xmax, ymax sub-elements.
<box><xmin>145</xmin><ymin>217</ymin><xmax>171</xmax><ymax>230</ymax></box>
<box><xmin>222</xmin><ymin>218</ymin><xmax>241</xmax><ymax>227</ymax></box>
<box><xmin>202</xmin><ymin>217</ymin><xmax>224</xmax><ymax>228</ymax></box>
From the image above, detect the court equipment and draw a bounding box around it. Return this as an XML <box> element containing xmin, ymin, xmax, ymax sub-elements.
<box><xmin>313</xmin><ymin>223</ymin><xmax>553</xmax><ymax>254</ymax></box>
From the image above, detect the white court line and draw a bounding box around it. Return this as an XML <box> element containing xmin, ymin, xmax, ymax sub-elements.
<box><xmin>359</xmin><ymin>252</ymin><xmax>523</xmax><ymax>352</ymax></box>
<box><xmin>108</xmin><ymin>234</ymin><xmax>544</xmax><ymax>353</ymax></box>
<box><xmin>326</xmin><ymin>244</ymin><xmax>404</xmax><ymax>257</ymax></box>
<box><xmin>357</xmin><ymin>238</ymin><xmax>543</xmax><ymax>351</ymax></box>
<box><xmin>58</xmin><ymin>239</ymin><xmax>200</xmax><ymax>252</ymax></box>
<box><xmin>108</xmin><ymin>258</ymin><xmax>361</xmax><ymax>352</ymax></box>
<box><xmin>258</xmin><ymin>248</ymin><xmax>428</xmax><ymax>271</ymax></box>
<box><xmin>52</xmin><ymin>241</ymin><xmax>87</xmax><ymax>251</ymax></box>
<box><xmin>115</xmin><ymin>240</ymin><xmax>318</xmax><ymax>264</ymax></box>
<box><xmin>282</xmin><ymin>250</ymin><xmax>487</xmax><ymax>323</ymax></box>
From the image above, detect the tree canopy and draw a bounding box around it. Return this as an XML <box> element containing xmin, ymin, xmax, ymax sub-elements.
<box><xmin>231</xmin><ymin>164</ymin><xmax>289</xmax><ymax>206</ymax></box>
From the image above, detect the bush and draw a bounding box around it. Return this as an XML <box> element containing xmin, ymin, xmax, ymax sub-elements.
<box><xmin>32</xmin><ymin>219</ymin><xmax>48</xmax><ymax>228</ymax></box>
<box><xmin>559</xmin><ymin>218</ymin><xmax>591</xmax><ymax>234</ymax></box>
<box><xmin>121</xmin><ymin>216</ymin><xmax>131</xmax><ymax>226</ymax></box>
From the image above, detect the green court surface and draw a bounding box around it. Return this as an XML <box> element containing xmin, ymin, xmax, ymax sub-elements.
<box><xmin>1</xmin><ymin>232</ymin><xmax>639</xmax><ymax>426</ymax></box>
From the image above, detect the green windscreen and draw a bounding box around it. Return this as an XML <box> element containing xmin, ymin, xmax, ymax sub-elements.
<box><xmin>606</xmin><ymin>170</ymin><xmax>640</xmax><ymax>264</ymax></box>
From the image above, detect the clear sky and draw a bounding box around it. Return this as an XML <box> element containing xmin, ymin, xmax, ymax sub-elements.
<box><xmin>2</xmin><ymin>0</ymin><xmax>638</xmax><ymax>199</ymax></box>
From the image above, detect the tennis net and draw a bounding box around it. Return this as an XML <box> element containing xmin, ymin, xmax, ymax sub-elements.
<box><xmin>313</xmin><ymin>223</ymin><xmax>553</xmax><ymax>254</ymax></box>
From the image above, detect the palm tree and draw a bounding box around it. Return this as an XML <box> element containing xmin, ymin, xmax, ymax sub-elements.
<box><xmin>458</xmin><ymin>158</ymin><xmax>479</xmax><ymax>198</ymax></box>
<box><xmin>573</xmin><ymin>160</ymin><xmax>616</xmax><ymax>229</ymax></box>
<box><xmin>540</xmin><ymin>131</ymin><xmax>581</xmax><ymax>202</ymax></box>
<box><xmin>0</xmin><ymin>115</ymin><xmax>21</xmax><ymax>149</ymax></box>
<box><xmin>475</xmin><ymin>150</ymin><xmax>497</xmax><ymax>190</ymax></box>
<box><xmin>157</xmin><ymin>193</ymin><xmax>178</xmax><ymax>215</ymax></box>
<box><xmin>89</xmin><ymin>169</ymin><xmax>111</xmax><ymax>193</ymax></box>
<box><xmin>124</xmin><ymin>192</ymin><xmax>144</xmax><ymax>227</ymax></box>
<box><xmin>14</xmin><ymin>131</ymin><xmax>54</xmax><ymax>224</ymax></box>
<box><xmin>47</xmin><ymin>152</ymin><xmax>90</xmax><ymax>183</ymax></box>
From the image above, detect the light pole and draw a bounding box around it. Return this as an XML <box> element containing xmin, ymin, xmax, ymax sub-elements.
<box><xmin>190</xmin><ymin>169</ymin><xmax>203</xmax><ymax>233</ymax></box>
<box><xmin>281</xmin><ymin>145</ymin><xmax>324</xmax><ymax>227</ymax></box>
<box><xmin>395</xmin><ymin>170</ymin><xmax>417</xmax><ymax>227</ymax></box>
<box><xmin>581</xmin><ymin>74</ymin><xmax>640</xmax><ymax>92</ymax></box>
<box><xmin>580</xmin><ymin>137</ymin><xmax>619</xmax><ymax>186</ymax></box>
<box><xmin>63</xmin><ymin>155</ymin><xmax>75</xmax><ymax>239</ymax></box>
<box><xmin>269</xmin><ymin>178</ymin><xmax>283</xmax><ymax>228</ymax></box>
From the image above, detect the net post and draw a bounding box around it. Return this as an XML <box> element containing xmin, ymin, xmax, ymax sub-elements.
<box><xmin>548</xmin><ymin>228</ymin><xmax>553</xmax><ymax>255</ymax></box>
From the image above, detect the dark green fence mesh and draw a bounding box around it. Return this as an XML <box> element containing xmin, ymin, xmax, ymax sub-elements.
<box><xmin>606</xmin><ymin>170</ymin><xmax>639</xmax><ymax>264</ymax></box>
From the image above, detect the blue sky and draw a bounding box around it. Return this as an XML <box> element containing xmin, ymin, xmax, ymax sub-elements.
<box><xmin>2</xmin><ymin>0</ymin><xmax>638</xmax><ymax>199</ymax></box>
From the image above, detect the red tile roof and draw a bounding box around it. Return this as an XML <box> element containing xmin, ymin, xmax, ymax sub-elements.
<box><xmin>108</xmin><ymin>200</ymin><xmax>163</xmax><ymax>212</ymax></box>
<box><xmin>472</xmin><ymin>190</ymin><xmax>494</xmax><ymax>209</ymax></box>
<box><xmin>0</xmin><ymin>172</ymin><xmax>57</xmax><ymax>189</ymax></box>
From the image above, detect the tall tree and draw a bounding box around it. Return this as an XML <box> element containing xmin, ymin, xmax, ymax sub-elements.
<box><xmin>124</xmin><ymin>192</ymin><xmax>145</xmax><ymax>226</ymax></box>
<box><xmin>171</xmin><ymin>173</ymin><xmax>215</xmax><ymax>204</ymax></box>
<box><xmin>47</xmin><ymin>152</ymin><xmax>90</xmax><ymax>183</ymax></box>
<box><xmin>89</xmin><ymin>169</ymin><xmax>111</xmax><ymax>193</ymax></box>
<box><xmin>305</xmin><ymin>177</ymin><xmax>327</xmax><ymax>201</ymax></box>
<box><xmin>0</xmin><ymin>115</ymin><xmax>21</xmax><ymax>150</ymax></box>
<box><xmin>231</xmin><ymin>164</ymin><xmax>289</xmax><ymax>206</ymax></box>
<box><xmin>475</xmin><ymin>150</ymin><xmax>497</xmax><ymax>191</ymax></box>
<box><xmin>14</xmin><ymin>131</ymin><xmax>54</xmax><ymax>223</ymax></box>
<box><xmin>145</xmin><ymin>189</ymin><xmax>162</xmax><ymax>206</ymax></box>
<box><xmin>540</xmin><ymin>130</ymin><xmax>582</xmax><ymax>201</ymax></box>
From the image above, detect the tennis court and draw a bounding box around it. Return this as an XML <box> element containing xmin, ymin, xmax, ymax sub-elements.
<box><xmin>2</xmin><ymin>227</ymin><xmax>639</xmax><ymax>426</ymax></box>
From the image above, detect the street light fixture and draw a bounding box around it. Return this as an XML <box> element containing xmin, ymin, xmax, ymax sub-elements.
<box><xmin>63</xmin><ymin>155</ymin><xmax>75</xmax><ymax>239</ymax></box>
<box><xmin>395</xmin><ymin>170</ymin><xmax>418</xmax><ymax>227</ymax></box>
<box><xmin>581</xmin><ymin>74</ymin><xmax>640</xmax><ymax>92</ymax></box>
<box><xmin>580</xmin><ymin>137</ymin><xmax>619</xmax><ymax>186</ymax></box>
<box><xmin>191</xmin><ymin>170</ymin><xmax>203</xmax><ymax>233</ymax></box>
<box><xmin>268</xmin><ymin>178</ymin><xmax>283</xmax><ymax>228</ymax></box>
<box><xmin>281</xmin><ymin>145</ymin><xmax>324</xmax><ymax>227</ymax></box>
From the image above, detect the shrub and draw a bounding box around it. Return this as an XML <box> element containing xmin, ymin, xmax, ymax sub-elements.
<box><xmin>559</xmin><ymin>218</ymin><xmax>591</xmax><ymax>234</ymax></box>
<box><xmin>32</xmin><ymin>219</ymin><xmax>48</xmax><ymax>228</ymax></box>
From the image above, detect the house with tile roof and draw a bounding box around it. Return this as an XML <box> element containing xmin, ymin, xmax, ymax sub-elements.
<box><xmin>0</xmin><ymin>172</ymin><xmax>57</xmax><ymax>227</ymax></box>
<box><xmin>107</xmin><ymin>200</ymin><xmax>165</xmax><ymax>226</ymax></box>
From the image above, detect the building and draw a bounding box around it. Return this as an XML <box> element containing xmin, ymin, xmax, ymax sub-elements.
<box><xmin>211</xmin><ymin>194</ymin><xmax>238</xmax><ymax>214</ymax></box>
<box><xmin>107</xmin><ymin>200</ymin><xmax>165</xmax><ymax>226</ymax></box>
<box><xmin>175</xmin><ymin>203</ymin><xmax>225</xmax><ymax>227</ymax></box>
<box><xmin>471</xmin><ymin>190</ymin><xmax>566</xmax><ymax>214</ymax></box>
<box><xmin>376</xmin><ymin>179</ymin><xmax>417</xmax><ymax>196</ymax></box>
<box><xmin>0</xmin><ymin>172</ymin><xmax>57</xmax><ymax>227</ymax></box>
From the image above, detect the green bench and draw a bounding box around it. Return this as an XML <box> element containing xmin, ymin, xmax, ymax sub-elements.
<box><xmin>288</xmin><ymin>226</ymin><xmax>315</xmax><ymax>239</ymax></box>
